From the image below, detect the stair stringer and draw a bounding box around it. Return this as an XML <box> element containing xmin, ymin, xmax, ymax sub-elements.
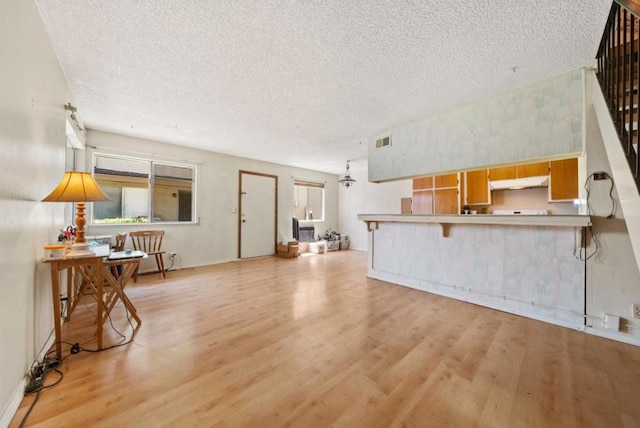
<box><xmin>590</xmin><ymin>70</ymin><xmax>640</xmax><ymax>274</ymax></box>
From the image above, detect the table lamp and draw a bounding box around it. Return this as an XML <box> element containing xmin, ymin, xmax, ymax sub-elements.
<box><xmin>42</xmin><ymin>171</ymin><xmax>110</xmax><ymax>257</ymax></box>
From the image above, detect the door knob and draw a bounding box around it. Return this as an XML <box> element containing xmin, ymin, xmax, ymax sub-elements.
<box><xmin>242</xmin><ymin>220</ymin><xmax>246</xmax><ymax>223</ymax></box>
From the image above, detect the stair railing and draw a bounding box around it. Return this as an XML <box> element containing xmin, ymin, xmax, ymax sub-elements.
<box><xmin>596</xmin><ymin>0</ymin><xmax>640</xmax><ymax>193</ymax></box>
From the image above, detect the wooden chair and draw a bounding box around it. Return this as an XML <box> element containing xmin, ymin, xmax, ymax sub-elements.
<box><xmin>129</xmin><ymin>230</ymin><xmax>166</xmax><ymax>281</ymax></box>
<box><xmin>110</xmin><ymin>233</ymin><xmax>128</xmax><ymax>278</ymax></box>
<box><xmin>114</xmin><ymin>233</ymin><xmax>127</xmax><ymax>252</ymax></box>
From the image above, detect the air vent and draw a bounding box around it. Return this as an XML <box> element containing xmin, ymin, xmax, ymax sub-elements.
<box><xmin>375</xmin><ymin>136</ymin><xmax>392</xmax><ymax>149</ymax></box>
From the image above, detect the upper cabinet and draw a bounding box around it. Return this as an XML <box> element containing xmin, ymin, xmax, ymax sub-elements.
<box><xmin>488</xmin><ymin>166</ymin><xmax>516</xmax><ymax>181</ymax></box>
<box><xmin>413</xmin><ymin>176</ymin><xmax>433</xmax><ymax>190</ymax></box>
<box><xmin>434</xmin><ymin>173</ymin><xmax>458</xmax><ymax>188</ymax></box>
<box><xmin>412</xmin><ymin>173</ymin><xmax>459</xmax><ymax>214</ymax></box>
<box><xmin>549</xmin><ymin>158</ymin><xmax>578</xmax><ymax>201</ymax></box>
<box><xmin>410</xmin><ymin>156</ymin><xmax>579</xmax><ymax>213</ymax></box>
<box><xmin>465</xmin><ymin>169</ymin><xmax>490</xmax><ymax>205</ymax></box>
<box><xmin>488</xmin><ymin>161</ymin><xmax>549</xmax><ymax>181</ymax></box>
<box><xmin>517</xmin><ymin>161</ymin><xmax>549</xmax><ymax>178</ymax></box>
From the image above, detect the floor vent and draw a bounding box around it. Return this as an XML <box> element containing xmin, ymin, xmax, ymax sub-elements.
<box><xmin>375</xmin><ymin>136</ymin><xmax>392</xmax><ymax>149</ymax></box>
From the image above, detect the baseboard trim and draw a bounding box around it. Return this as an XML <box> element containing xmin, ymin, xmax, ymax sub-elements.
<box><xmin>367</xmin><ymin>270</ymin><xmax>599</xmax><ymax>337</ymax></box>
<box><xmin>0</xmin><ymin>330</ymin><xmax>56</xmax><ymax>428</ymax></box>
<box><xmin>0</xmin><ymin>380</ymin><xmax>25</xmax><ymax>428</ymax></box>
<box><xmin>584</xmin><ymin>326</ymin><xmax>640</xmax><ymax>346</ymax></box>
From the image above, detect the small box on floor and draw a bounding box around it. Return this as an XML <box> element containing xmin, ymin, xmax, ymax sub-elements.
<box><xmin>277</xmin><ymin>241</ymin><xmax>299</xmax><ymax>258</ymax></box>
<box><xmin>308</xmin><ymin>241</ymin><xmax>327</xmax><ymax>254</ymax></box>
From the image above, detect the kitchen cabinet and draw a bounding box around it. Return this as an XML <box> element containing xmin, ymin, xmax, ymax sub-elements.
<box><xmin>549</xmin><ymin>158</ymin><xmax>578</xmax><ymax>201</ymax></box>
<box><xmin>401</xmin><ymin>197</ymin><xmax>412</xmax><ymax>214</ymax></box>
<box><xmin>413</xmin><ymin>176</ymin><xmax>433</xmax><ymax>190</ymax></box>
<box><xmin>412</xmin><ymin>176</ymin><xmax>433</xmax><ymax>214</ymax></box>
<box><xmin>489</xmin><ymin>162</ymin><xmax>549</xmax><ymax>181</ymax></box>
<box><xmin>413</xmin><ymin>173</ymin><xmax>459</xmax><ymax>214</ymax></box>
<box><xmin>488</xmin><ymin>166</ymin><xmax>516</xmax><ymax>181</ymax></box>
<box><xmin>412</xmin><ymin>190</ymin><xmax>434</xmax><ymax>214</ymax></box>
<box><xmin>434</xmin><ymin>188</ymin><xmax>459</xmax><ymax>214</ymax></box>
<box><xmin>465</xmin><ymin>169</ymin><xmax>490</xmax><ymax>205</ymax></box>
<box><xmin>434</xmin><ymin>173</ymin><xmax>458</xmax><ymax>188</ymax></box>
<box><xmin>517</xmin><ymin>161</ymin><xmax>549</xmax><ymax>178</ymax></box>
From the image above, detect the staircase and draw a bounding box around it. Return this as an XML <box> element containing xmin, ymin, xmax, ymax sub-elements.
<box><xmin>596</xmin><ymin>0</ymin><xmax>640</xmax><ymax>191</ymax></box>
<box><xmin>594</xmin><ymin>0</ymin><xmax>640</xmax><ymax>273</ymax></box>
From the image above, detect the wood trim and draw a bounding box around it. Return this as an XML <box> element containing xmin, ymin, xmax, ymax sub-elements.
<box><xmin>238</xmin><ymin>170</ymin><xmax>279</xmax><ymax>259</ymax></box>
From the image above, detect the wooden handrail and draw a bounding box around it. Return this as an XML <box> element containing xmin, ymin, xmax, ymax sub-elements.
<box><xmin>596</xmin><ymin>1</ymin><xmax>640</xmax><ymax>194</ymax></box>
<box><xmin>615</xmin><ymin>0</ymin><xmax>640</xmax><ymax>19</ymax></box>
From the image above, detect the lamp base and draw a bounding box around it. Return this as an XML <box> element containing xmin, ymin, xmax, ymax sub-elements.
<box><xmin>65</xmin><ymin>242</ymin><xmax>96</xmax><ymax>258</ymax></box>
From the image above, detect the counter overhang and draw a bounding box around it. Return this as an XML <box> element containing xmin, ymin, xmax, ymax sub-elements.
<box><xmin>357</xmin><ymin>214</ymin><xmax>591</xmax><ymax>229</ymax></box>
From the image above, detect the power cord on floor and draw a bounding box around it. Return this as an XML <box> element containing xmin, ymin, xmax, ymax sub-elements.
<box><xmin>19</xmin><ymin>291</ymin><xmax>138</xmax><ymax>425</ymax></box>
<box><xmin>19</xmin><ymin>357</ymin><xmax>64</xmax><ymax>427</ymax></box>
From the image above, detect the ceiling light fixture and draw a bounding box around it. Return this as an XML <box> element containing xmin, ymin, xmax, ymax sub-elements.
<box><xmin>338</xmin><ymin>160</ymin><xmax>356</xmax><ymax>188</ymax></box>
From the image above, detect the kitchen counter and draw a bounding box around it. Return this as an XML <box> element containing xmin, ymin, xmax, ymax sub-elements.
<box><xmin>358</xmin><ymin>212</ymin><xmax>589</xmax><ymax>330</ymax></box>
<box><xmin>357</xmin><ymin>214</ymin><xmax>590</xmax><ymax>236</ymax></box>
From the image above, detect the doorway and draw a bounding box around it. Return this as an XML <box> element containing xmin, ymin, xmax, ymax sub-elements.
<box><xmin>238</xmin><ymin>170</ymin><xmax>278</xmax><ymax>259</ymax></box>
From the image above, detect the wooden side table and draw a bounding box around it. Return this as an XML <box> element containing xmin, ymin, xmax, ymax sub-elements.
<box><xmin>44</xmin><ymin>255</ymin><xmax>103</xmax><ymax>360</ymax></box>
<box><xmin>44</xmin><ymin>253</ymin><xmax>145</xmax><ymax>359</ymax></box>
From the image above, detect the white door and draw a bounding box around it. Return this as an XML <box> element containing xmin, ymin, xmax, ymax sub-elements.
<box><xmin>239</xmin><ymin>171</ymin><xmax>277</xmax><ymax>259</ymax></box>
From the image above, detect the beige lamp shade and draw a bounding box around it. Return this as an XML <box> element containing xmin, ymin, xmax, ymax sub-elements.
<box><xmin>42</xmin><ymin>171</ymin><xmax>110</xmax><ymax>202</ymax></box>
<box><xmin>42</xmin><ymin>172</ymin><xmax>110</xmax><ymax>255</ymax></box>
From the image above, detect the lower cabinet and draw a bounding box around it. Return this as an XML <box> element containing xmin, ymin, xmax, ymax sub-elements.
<box><xmin>412</xmin><ymin>190</ymin><xmax>434</xmax><ymax>214</ymax></box>
<box><xmin>434</xmin><ymin>188</ymin><xmax>459</xmax><ymax>214</ymax></box>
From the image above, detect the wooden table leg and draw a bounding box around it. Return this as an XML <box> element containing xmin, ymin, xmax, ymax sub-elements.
<box><xmin>102</xmin><ymin>260</ymin><xmax>142</xmax><ymax>325</ymax></box>
<box><xmin>65</xmin><ymin>266</ymin><xmax>72</xmax><ymax>321</ymax></box>
<box><xmin>96</xmin><ymin>260</ymin><xmax>103</xmax><ymax>350</ymax></box>
<box><xmin>50</xmin><ymin>261</ymin><xmax>63</xmax><ymax>360</ymax></box>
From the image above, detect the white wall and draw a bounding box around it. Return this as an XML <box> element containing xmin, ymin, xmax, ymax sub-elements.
<box><xmin>85</xmin><ymin>130</ymin><xmax>338</xmax><ymax>272</ymax></box>
<box><xmin>346</xmin><ymin>67</ymin><xmax>640</xmax><ymax>343</ymax></box>
<box><xmin>337</xmin><ymin>160</ymin><xmax>412</xmax><ymax>251</ymax></box>
<box><xmin>584</xmin><ymin>76</ymin><xmax>640</xmax><ymax>336</ymax></box>
<box><xmin>369</xmin><ymin>69</ymin><xmax>585</xmax><ymax>182</ymax></box>
<box><xmin>0</xmin><ymin>1</ymin><xmax>73</xmax><ymax>423</ymax></box>
<box><xmin>368</xmin><ymin>221</ymin><xmax>586</xmax><ymax>329</ymax></box>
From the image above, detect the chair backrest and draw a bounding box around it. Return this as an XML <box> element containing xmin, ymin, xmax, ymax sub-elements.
<box><xmin>129</xmin><ymin>230</ymin><xmax>164</xmax><ymax>253</ymax></box>
<box><xmin>114</xmin><ymin>233</ymin><xmax>127</xmax><ymax>252</ymax></box>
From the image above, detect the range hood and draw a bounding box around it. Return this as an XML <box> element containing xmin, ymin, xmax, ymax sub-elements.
<box><xmin>489</xmin><ymin>175</ymin><xmax>549</xmax><ymax>190</ymax></box>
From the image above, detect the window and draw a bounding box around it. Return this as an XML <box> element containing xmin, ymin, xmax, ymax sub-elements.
<box><xmin>293</xmin><ymin>180</ymin><xmax>324</xmax><ymax>221</ymax></box>
<box><xmin>92</xmin><ymin>154</ymin><xmax>195</xmax><ymax>224</ymax></box>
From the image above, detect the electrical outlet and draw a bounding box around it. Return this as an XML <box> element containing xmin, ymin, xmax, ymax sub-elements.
<box><xmin>169</xmin><ymin>252</ymin><xmax>176</xmax><ymax>260</ymax></box>
<box><xmin>593</xmin><ymin>171</ymin><xmax>607</xmax><ymax>180</ymax></box>
<box><xmin>633</xmin><ymin>304</ymin><xmax>640</xmax><ymax>319</ymax></box>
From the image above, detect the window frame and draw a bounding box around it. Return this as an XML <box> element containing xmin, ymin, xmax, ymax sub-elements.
<box><xmin>293</xmin><ymin>179</ymin><xmax>325</xmax><ymax>222</ymax></box>
<box><xmin>91</xmin><ymin>152</ymin><xmax>197</xmax><ymax>226</ymax></box>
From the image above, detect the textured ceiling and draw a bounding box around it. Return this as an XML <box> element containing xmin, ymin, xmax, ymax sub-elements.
<box><xmin>35</xmin><ymin>0</ymin><xmax>612</xmax><ymax>174</ymax></box>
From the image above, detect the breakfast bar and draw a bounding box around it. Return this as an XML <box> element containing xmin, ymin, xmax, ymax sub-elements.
<box><xmin>358</xmin><ymin>213</ymin><xmax>591</xmax><ymax>329</ymax></box>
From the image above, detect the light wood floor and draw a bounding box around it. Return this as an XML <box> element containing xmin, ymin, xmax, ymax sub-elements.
<box><xmin>11</xmin><ymin>250</ymin><xmax>640</xmax><ymax>427</ymax></box>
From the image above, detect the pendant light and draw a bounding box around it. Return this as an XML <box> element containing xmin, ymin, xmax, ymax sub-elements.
<box><xmin>338</xmin><ymin>160</ymin><xmax>356</xmax><ymax>188</ymax></box>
